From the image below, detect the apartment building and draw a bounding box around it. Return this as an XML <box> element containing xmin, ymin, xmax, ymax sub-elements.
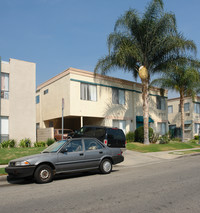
<box><xmin>0</xmin><ymin>58</ymin><xmax>36</xmax><ymax>143</ymax></box>
<box><xmin>36</xmin><ymin>67</ymin><xmax>168</xmax><ymax>136</ymax></box>
<box><xmin>168</xmin><ymin>96</ymin><xmax>200</xmax><ymax>140</ymax></box>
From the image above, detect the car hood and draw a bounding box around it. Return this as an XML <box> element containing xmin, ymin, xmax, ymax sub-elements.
<box><xmin>10</xmin><ymin>153</ymin><xmax>56</xmax><ymax>163</ymax></box>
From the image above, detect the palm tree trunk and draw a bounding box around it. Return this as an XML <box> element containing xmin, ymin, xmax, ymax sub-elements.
<box><xmin>142</xmin><ymin>79</ymin><xmax>149</xmax><ymax>144</ymax></box>
<box><xmin>180</xmin><ymin>90</ymin><xmax>185</xmax><ymax>142</ymax></box>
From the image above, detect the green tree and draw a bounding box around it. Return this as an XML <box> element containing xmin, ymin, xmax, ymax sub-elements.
<box><xmin>152</xmin><ymin>61</ymin><xmax>200</xmax><ymax>142</ymax></box>
<box><xmin>94</xmin><ymin>0</ymin><xmax>196</xmax><ymax>144</ymax></box>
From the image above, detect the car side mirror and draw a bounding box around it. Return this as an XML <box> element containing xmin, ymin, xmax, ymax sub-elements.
<box><xmin>60</xmin><ymin>148</ymin><xmax>68</xmax><ymax>153</ymax></box>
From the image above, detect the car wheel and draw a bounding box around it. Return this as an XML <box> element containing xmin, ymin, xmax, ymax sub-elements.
<box><xmin>34</xmin><ymin>164</ymin><xmax>53</xmax><ymax>184</ymax></box>
<box><xmin>100</xmin><ymin>159</ymin><xmax>112</xmax><ymax>174</ymax></box>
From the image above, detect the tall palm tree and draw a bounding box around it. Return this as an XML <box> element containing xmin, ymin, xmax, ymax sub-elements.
<box><xmin>151</xmin><ymin>61</ymin><xmax>200</xmax><ymax>142</ymax></box>
<box><xmin>94</xmin><ymin>0</ymin><xmax>196</xmax><ymax>144</ymax></box>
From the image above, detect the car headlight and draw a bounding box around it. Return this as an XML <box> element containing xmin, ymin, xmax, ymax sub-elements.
<box><xmin>15</xmin><ymin>161</ymin><xmax>30</xmax><ymax>166</ymax></box>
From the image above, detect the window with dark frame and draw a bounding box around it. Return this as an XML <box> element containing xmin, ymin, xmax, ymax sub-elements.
<box><xmin>80</xmin><ymin>83</ymin><xmax>97</xmax><ymax>101</ymax></box>
<box><xmin>44</xmin><ymin>89</ymin><xmax>49</xmax><ymax>95</ymax></box>
<box><xmin>112</xmin><ymin>88</ymin><xmax>125</xmax><ymax>105</ymax></box>
<box><xmin>156</xmin><ymin>96</ymin><xmax>166</xmax><ymax>110</ymax></box>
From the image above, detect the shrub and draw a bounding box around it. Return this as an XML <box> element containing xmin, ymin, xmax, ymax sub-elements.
<box><xmin>9</xmin><ymin>139</ymin><xmax>16</xmax><ymax>148</ymax></box>
<box><xmin>159</xmin><ymin>134</ymin><xmax>170</xmax><ymax>144</ymax></box>
<box><xmin>126</xmin><ymin>132</ymin><xmax>135</xmax><ymax>143</ymax></box>
<box><xmin>34</xmin><ymin>141</ymin><xmax>46</xmax><ymax>147</ymax></box>
<box><xmin>134</xmin><ymin>126</ymin><xmax>154</xmax><ymax>143</ymax></box>
<box><xmin>46</xmin><ymin>138</ymin><xmax>55</xmax><ymax>146</ymax></box>
<box><xmin>0</xmin><ymin>140</ymin><xmax>10</xmax><ymax>148</ymax></box>
<box><xmin>171</xmin><ymin>137</ymin><xmax>182</xmax><ymax>142</ymax></box>
<box><xmin>19</xmin><ymin>138</ymin><xmax>31</xmax><ymax>148</ymax></box>
<box><xmin>194</xmin><ymin>135</ymin><xmax>199</xmax><ymax>140</ymax></box>
<box><xmin>150</xmin><ymin>132</ymin><xmax>159</xmax><ymax>144</ymax></box>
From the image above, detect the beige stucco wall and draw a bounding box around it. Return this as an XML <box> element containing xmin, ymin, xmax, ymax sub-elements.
<box><xmin>36</xmin><ymin>74</ymin><xmax>70</xmax><ymax>127</ymax></box>
<box><xmin>1</xmin><ymin>58</ymin><xmax>36</xmax><ymax>143</ymax></box>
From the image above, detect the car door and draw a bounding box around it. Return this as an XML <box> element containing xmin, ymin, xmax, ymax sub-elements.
<box><xmin>83</xmin><ymin>138</ymin><xmax>105</xmax><ymax>168</ymax></box>
<box><xmin>56</xmin><ymin>139</ymin><xmax>85</xmax><ymax>172</ymax></box>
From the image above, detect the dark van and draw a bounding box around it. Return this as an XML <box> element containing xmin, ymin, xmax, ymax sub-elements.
<box><xmin>72</xmin><ymin>126</ymin><xmax>126</xmax><ymax>149</ymax></box>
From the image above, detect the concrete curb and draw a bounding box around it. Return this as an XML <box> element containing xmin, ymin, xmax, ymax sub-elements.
<box><xmin>0</xmin><ymin>174</ymin><xmax>7</xmax><ymax>182</ymax></box>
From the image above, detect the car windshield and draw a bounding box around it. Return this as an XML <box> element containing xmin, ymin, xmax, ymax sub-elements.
<box><xmin>42</xmin><ymin>140</ymin><xmax>66</xmax><ymax>153</ymax></box>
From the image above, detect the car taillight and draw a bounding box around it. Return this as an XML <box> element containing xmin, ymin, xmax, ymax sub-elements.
<box><xmin>104</xmin><ymin>139</ymin><xmax>108</xmax><ymax>145</ymax></box>
<box><xmin>117</xmin><ymin>151</ymin><xmax>123</xmax><ymax>156</ymax></box>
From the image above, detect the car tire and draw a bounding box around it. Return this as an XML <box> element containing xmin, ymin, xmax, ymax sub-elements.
<box><xmin>100</xmin><ymin>159</ymin><xmax>112</xmax><ymax>174</ymax></box>
<box><xmin>34</xmin><ymin>164</ymin><xmax>53</xmax><ymax>184</ymax></box>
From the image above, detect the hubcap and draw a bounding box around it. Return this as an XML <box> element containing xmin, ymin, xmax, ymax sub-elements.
<box><xmin>40</xmin><ymin>169</ymin><xmax>50</xmax><ymax>180</ymax></box>
<box><xmin>103</xmin><ymin>161</ymin><xmax>111</xmax><ymax>173</ymax></box>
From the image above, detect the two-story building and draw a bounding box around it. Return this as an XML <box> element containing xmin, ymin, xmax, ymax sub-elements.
<box><xmin>36</xmin><ymin>67</ymin><xmax>168</xmax><ymax>137</ymax></box>
<box><xmin>168</xmin><ymin>96</ymin><xmax>200</xmax><ymax>140</ymax></box>
<box><xmin>0</xmin><ymin>58</ymin><xmax>36</xmax><ymax>144</ymax></box>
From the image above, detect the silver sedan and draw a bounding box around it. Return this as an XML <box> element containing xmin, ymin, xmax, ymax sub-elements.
<box><xmin>6</xmin><ymin>138</ymin><xmax>124</xmax><ymax>183</ymax></box>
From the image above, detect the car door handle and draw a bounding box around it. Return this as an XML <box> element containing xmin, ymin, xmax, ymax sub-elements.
<box><xmin>99</xmin><ymin>151</ymin><xmax>103</xmax><ymax>154</ymax></box>
<box><xmin>79</xmin><ymin>153</ymin><xmax>84</xmax><ymax>156</ymax></box>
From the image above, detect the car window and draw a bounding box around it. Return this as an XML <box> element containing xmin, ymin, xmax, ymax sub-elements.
<box><xmin>84</xmin><ymin>139</ymin><xmax>103</xmax><ymax>151</ymax></box>
<box><xmin>64</xmin><ymin>140</ymin><xmax>83</xmax><ymax>152</ymax></box>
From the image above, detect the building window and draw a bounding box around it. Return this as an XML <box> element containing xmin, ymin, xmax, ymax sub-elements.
<box><xmin>179</xmin><ymin>103</ymin><xmax>190</xmax><ymax>112</ymax></box>
<box><xmin>194</xmin><ymin>103</ymin><xmax>200</xmax><ymax>114</ymax></box>
<box><xmin>156</xmin><ymin>96</ymin><xmax>166</xmax><ymax>110</ymax></box>
<box><xmin>80</xmin><ymin>83</ymin><xmax>97</xmax><ymax>101</ymax></box>
<box><xmin>36</xmin><ymin>95</ymin><xmax>40</xmax><ymax>104</ymax></box>
<box><xmin>0</xmin><ymin>116</ymin><xmax>9</xmax><ymax>143</ymax></box>
<box><xmin>113</xmin><ymin>120</ymin><xmax>126</xmax><ymax>133</ymax></box>
<box><xmin>195</xmin><ymin>123</ymin><xmax>200</xmax><ymax>134</ymax></box>
<box><xmin>168</xmin><ymin>105</ymin><xmax>173</xmax><ymax>114</ymax></box>
<box><xmin>1</xmin><ymin>73</ymin><xmax>9</xmax><ymax>99</ymax></box>
<box><xmin>184</xmin><ymin>103</ymin><xmax>190</xmax><ymax>112</ymax></box>
<box><xmin>157</xmin><ymin>122</ymin><xmax>166</xmax><ymax>135</ymax></box>
<box><xmin>44</xmin><ymin>89</ymin><xmax>49</xmax><ymax>95</ymax></box>
<box><xmin>112</xmin><ymin>88</ymin><xmax>125</xmax><ymax>105</ymax></box>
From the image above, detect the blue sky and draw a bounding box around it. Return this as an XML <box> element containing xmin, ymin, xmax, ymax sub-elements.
<box><xmin>1</xmin><ymin>0</ymin><xmax>200</xmax><ymax>98</ymax></box>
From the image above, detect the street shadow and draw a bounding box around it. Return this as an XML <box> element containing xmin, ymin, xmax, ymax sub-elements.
<box><xmin>5</xmin><ymin>169</ymin><xmax>120</xmax><ymax>185</ymax></box>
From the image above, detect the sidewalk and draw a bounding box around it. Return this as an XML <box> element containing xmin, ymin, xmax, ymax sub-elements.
<box><xmin>118</xmin><ymin>148</ymin><xmax>200</xmax><ymax>167</ymax></box>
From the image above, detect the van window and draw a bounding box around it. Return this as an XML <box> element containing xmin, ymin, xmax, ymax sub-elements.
<box><xmin>80</xmin><ymin>127</ymin><xmax>95</xmax><ymax>137</ymax></box>
<box><xmin>107</xmin><ymin>129</ymin><xmax>125</xmax><ymax>140</ymax></box>
<box><xmin>95</xmin><ymin>128</ymin><xmax>106</xmax><ymax>138</ymax></box>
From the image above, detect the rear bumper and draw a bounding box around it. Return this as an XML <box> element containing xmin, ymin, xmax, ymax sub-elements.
<box><xmin>112</xmin><ymin>155</ymin><xmax>124</xmax><ymax>165</ymax></box>
<box><xmin>5</xmin><ymin>166</ymin><xmax>36</xmax><ymax>178</ymax></box>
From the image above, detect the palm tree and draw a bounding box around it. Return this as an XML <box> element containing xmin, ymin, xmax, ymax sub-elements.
<box><xmin>151</xmin><ymin>61</ymin><xmax>200</xmax><ymax>142</ymax></box>
<box><xmin>94</xmin><ymin>0</ymin><xmax>196</xmax><ymax>144</ymax></box>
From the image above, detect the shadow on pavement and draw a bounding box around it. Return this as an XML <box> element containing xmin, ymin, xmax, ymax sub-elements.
<box><xmin>4</xmin><ymin>169</ymin><xmax>119</xmax><ymax>185</ymax></box>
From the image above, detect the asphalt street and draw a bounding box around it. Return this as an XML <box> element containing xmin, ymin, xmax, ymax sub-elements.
<box><xmin>1</xmin><ymin>154</ymin><xmax>200</xmax><ymax>213</ymax></box>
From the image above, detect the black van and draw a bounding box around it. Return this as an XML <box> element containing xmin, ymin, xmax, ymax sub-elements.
<box><xmin>72</xmin><ymin>126</ymin><xmax>126</xmax><ymax>149</ymax></box>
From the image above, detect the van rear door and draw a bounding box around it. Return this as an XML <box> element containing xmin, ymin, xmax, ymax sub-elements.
<box><xmin>107</xmin><ymin>128</ymin><xmax>126</xmax><ymax>148</ymax></box>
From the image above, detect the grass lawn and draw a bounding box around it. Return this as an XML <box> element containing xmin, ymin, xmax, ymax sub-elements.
<box><xmin>0</xmin><ymin>168</ymin><xmax>6</xmax><ymax>175</ymax></box>
<box><xmin>0</xmin><ymin>147</ymin><xmax>45</xmax><ymax>165</ymax></box>
<box><xmin>126</xmin><ymin>141</ymin><xmax>200</xmax><ymax>153</ymax></box>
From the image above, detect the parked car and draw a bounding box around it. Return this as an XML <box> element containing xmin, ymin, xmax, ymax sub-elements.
<box><xmin>71</xmin><ymin>126</ymin><xmax>126</xmax><ymax>149</ymax></box>
<box><xmin>5</xmin><ymin>138</ymin><xmax>124</xmax><ymax>183</ymax></box>
<box><xmin>54</xmin><ymin>129</ymin><xmax>74</xmax><ymax>141</ymax></box>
